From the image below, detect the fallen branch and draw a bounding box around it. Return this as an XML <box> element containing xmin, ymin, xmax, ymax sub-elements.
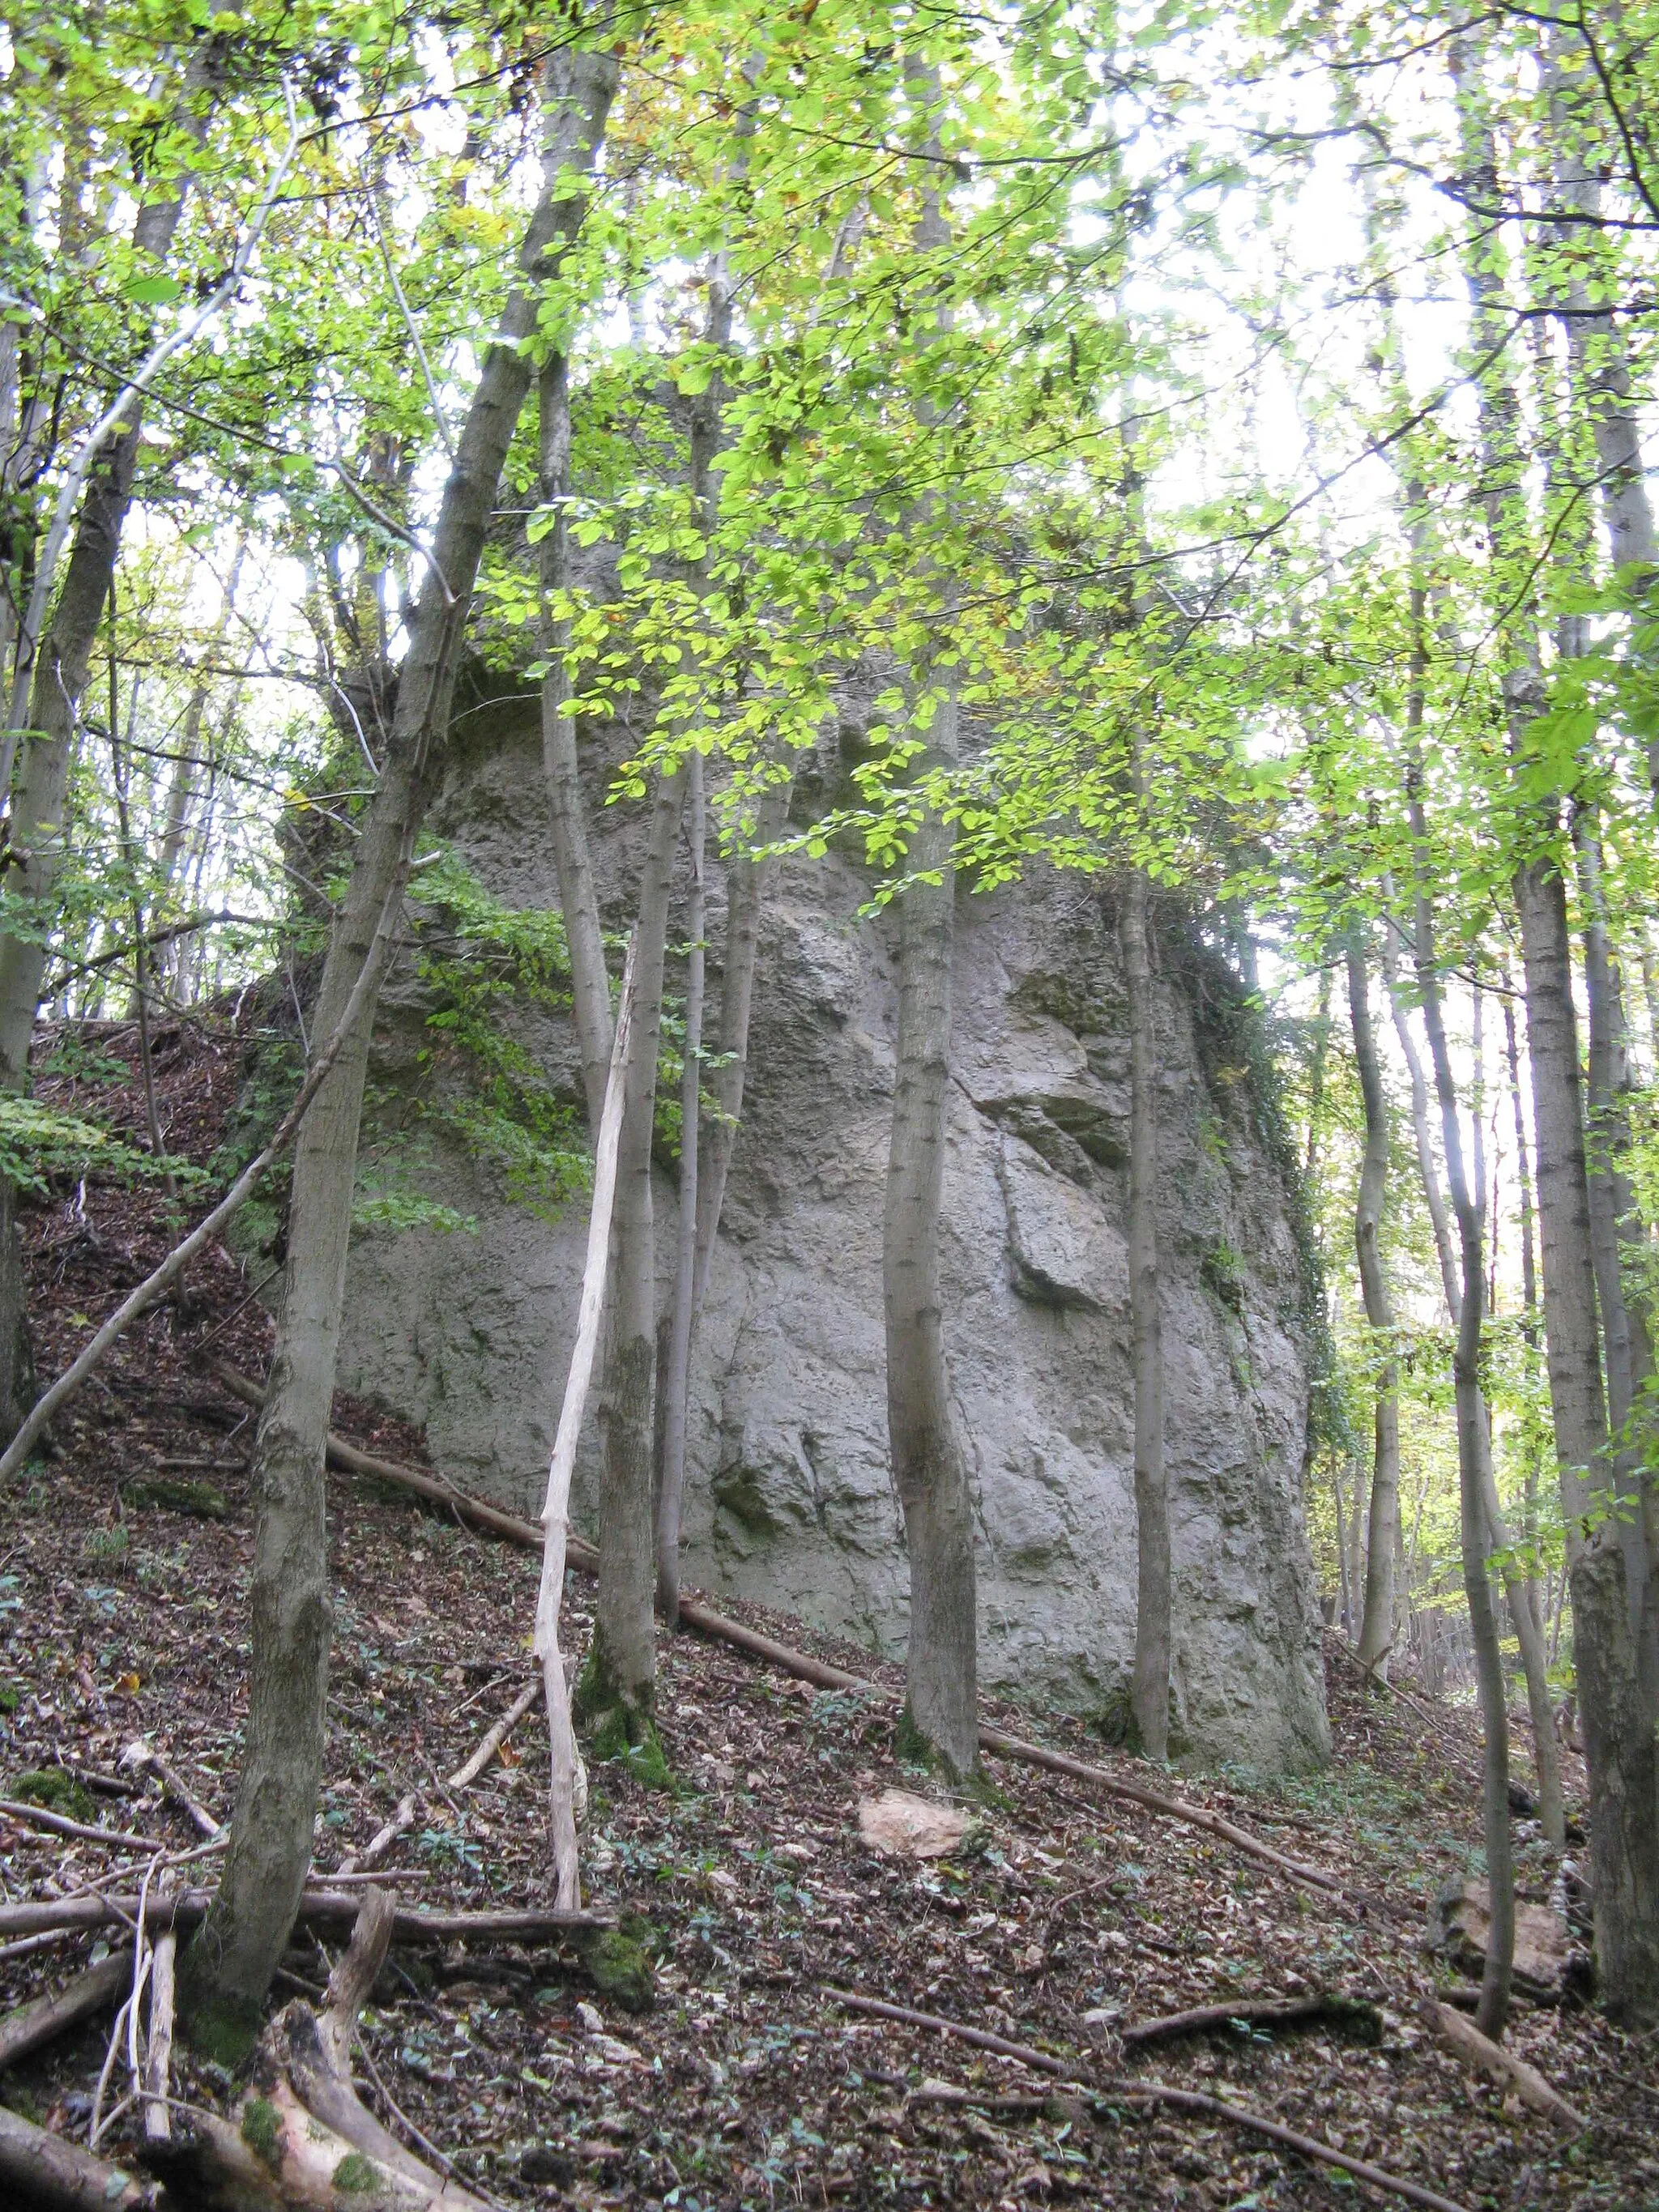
<box><xmin>1120</xmin><ymin>1992</ymin><xmax>1382</xmax><ymax>2048</ymax></box>
<box><xmin>0</xmin><ymin>1886</ymin><xmax>611</xmax><ymax>1942</ymax></box>
<box><xmin>142</xmin><ymin>1917</ymin><xmax>176</xmax><ymax>2144</ymax></box>
<box><xmin>0</xmin><ymin>1797</ymin><xmax>172</xmax><ymax>1853</ymax></box>
<box><xmin>1423</xmin><ymin>1997</ymin><xmax>1588</xmax><ymax>2130</ymax></box>
<box><xmin>121</xmin><ymin>1745</ymin><xmax>222</xmax><ymax>1841</ymax></box>
<box><xmin>0</xmin><ymin>2102</ymin><xmax>154</xmax><ymax>2210</ymax></box>
<box><xmin>450</xmin><ymin>1678</ymin><xmax>541</xmax><ymax>1794</ymax></box>
<box><xmin>337</xmin><ymin>1792</ymin><xmax>419</xmax><ymax>1879</ymax></box>
<box><xmin>203</xmin><ymin>1376</ymin><xmax>1359</xmax><ymax>1909</ymax></box>
<box><xmin>335</xmin><ymin>1684</ymin><xmax>546</xmax><ymax>1877</ymax></box>
<box><xmin>828</xmin><ymin>1988</ymin><xmax>1469</xmax><ymax>2212</ymax></box>
<box><xmin>0</xmin><ymin>1948</ymin><xmax>131</xmax><ymax>2073</ymax></box>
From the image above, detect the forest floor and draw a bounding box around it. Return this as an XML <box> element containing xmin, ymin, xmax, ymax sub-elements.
<box><xmin>2</xmin><ymin>1009</ymin><xmax>1657</xmax><ymax>2212</ymax></box>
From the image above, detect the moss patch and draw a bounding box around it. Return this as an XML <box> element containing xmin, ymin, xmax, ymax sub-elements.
<box><xmin>578</xmin><ymin>1647</ymin><xmax>675</xmax><ymax>1791</ymax></box>
<box><xmin>178</xmin><ymin>1941</ymin><xmax>264</xmax><ymax>2070</ymax></box>
<box><xmin>893</xmin><ymin>1703</ymin><xmax>984</xmax><ymax>1792</ymax></box>
<box><xmin>11</xmin><ymin>1767</ymin><xmax>96</xmax><ymax>1821</ymax></box>
<box><xmin>121</xmin><ymin>1476</ymin><xmax>229</xmax><ymax>1520</ymax></box>
<box><xmin>240</xmin><ymin>2095</ymin><xmax>283</xmax><ymax>2170</ymax></box>
<box><xmin>333</xmin><ymin>2150</ymin><xmax>379</xmax><ymax>2192</ymax></box>
<box><xmin>572</xmin><ymin>1924</ymin><xmax>657</xmax><ymax>2014</ymax></box>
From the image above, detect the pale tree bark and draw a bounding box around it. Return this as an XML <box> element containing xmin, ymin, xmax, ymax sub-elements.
<box><xmin>177</xmin><ymin>48</ymin><xmax>619</xmax><ymax>2062</ymax></box>
<box><xmin>1501</xmin><ymin>983</ymin><xmax>1546</xmax><ymax>1635</ymax></box>
<box><xmin>882</xmin><ymin>58</ymin><xmax>977</xmax><ymax>1781</ymax></box>
<box><xmin>536</xmin><ymin>944</ymin><xmax>635</xmax><ymax>1907</ymax></box>
<box><xmin>1455</xmin><ymin>34</ymin><xmax>1659</xmax><ymax>2018</ymax></box>
<box><xmin>1346</xmin><ymin>928</ymin><xmax>1401</xmax><ymax>1675</ymax></box>
<box><xmin>655</xmin><ymin>752</ymin><xmax>703</xmax><ymax>1622</ymax></box>
<box><xmin>1122</xmin><ymin>864</ymin><xmax>1169</xmax><ymax>1755</ymax></box>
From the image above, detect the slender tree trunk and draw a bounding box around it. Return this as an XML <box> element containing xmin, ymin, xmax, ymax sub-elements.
<box><xmin>1346</xmin><ymin>930</ymin><xmax>1401</xmax><ymax>1674</ymax></box>
<box><xmin>1572</xmin><ymin>809</ymin><xmax>1659</xmax><ymax>1720</ymax></box>
<box><xmin>1122</xmin><ymin>864</ymin><xmax>1169</xmax><ymax>1757</ymax></box>
<box><xmin>177</xmin><ymin>50</ymin><xmax>618</xmax><ymax>2061</ymax></box>
<box><xmin>538</xmin><ymin>334</ymin><xmax>614</xmax><ymax>1126</ymax></box>
<box><xmin>655</xmin><ymin>753</ymin><xmax>703</xmax><ymax>1622</ymax></box>
<box><xmin>1452</xmin><ymin>33</ymin><xmax>1659</xmax><ymax>2018</ymax></box>
<box><xmin>882</xmin><ymin>59</ymin><xmax>976</xmax><ymax>1781</ymax></box>
<box><xmin>1502</xmin><ymin>984</ymin><xmax>1546</xmax><ymax>1640</ymax></box>
<box><xmin>1410</xmin><ymin>901</ymin><xmax>1513</xmax><ymax>2036</ymax></box>
<box><xmin>586</xmin><ymin>767</ymin><xmax>685</xmax><ymax>1731</ymax></box>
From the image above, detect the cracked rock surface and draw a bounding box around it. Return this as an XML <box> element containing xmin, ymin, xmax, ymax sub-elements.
<box><xmin>337</xmin><ymin>695</ymin><xmax>1330</xmax><ymax>1771</ymax></box>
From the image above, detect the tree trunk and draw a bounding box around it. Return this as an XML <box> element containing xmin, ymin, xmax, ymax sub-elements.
<box><xmin>1346</xmin><ymin>929</ymin><xmax>1401</xmax><ymax>1674</ymax></box>
<box><xmin>1515</xmin><ymin>855</ymin><xmax>1659</xmax><ymax>2013</ymax></box>
<box><xmin>1572</xmin><ymin>808</ymin><xmax>1659</xmax><ymax>1721</ymax></box>
<box><xmin>881</xmin><ymin>58</ymin><xmax>977</xmax><ymax>1783</ymax></box>
<box><xmin>1411</xmin><ymin>913</ymin><xmax>1513</xmax><ymax>2038</ymax></box>
<box><xmin>586</xmin><ymin>768</ymin><xmax>685</xmax><ymax>1732</ymax></box>
<box><xmin>1452</xmin><ymin>34</ymin><xmax>1659</xmax><ymax>2010</ymax></box>
<box><xmin>177</xmin><ymin>49</ymin><xmax>618</xmax><ymax>2064</ymax></box>
<box><xmin>655</xmin><ymin>752</ymin><xmax>703</xmax><ymax>1622</ymax></box>
<box><xmin>1123</xmin><ymin>865</ymin><xmax>1169</xmax><ymax>1757</ymax></box>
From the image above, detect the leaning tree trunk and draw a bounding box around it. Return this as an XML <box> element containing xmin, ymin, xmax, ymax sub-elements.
<box><xmin>1453</xmin><ymin>31</ymin><xmax>1659</xmax><ymax>2020</ymax></box>
<box><xmin>1122</xmin><ymin>863</ymin><xmax>1169</xmax><ymax>1758</ymax></box>
<box><xmin>1345</xmin><ymin>929</ymin><xmax>1401</xmax><ymax>1675</ymax></box>
<box><xmin>177</xmin><ymin>46</ymin><xmax>619</xmax><ymax>2064</ymax></box>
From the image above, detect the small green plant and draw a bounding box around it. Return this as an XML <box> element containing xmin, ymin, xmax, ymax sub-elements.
<box><xmin>82</xmin><ymin>1525</ymin><xmax>130</xmax><ymax>1564</ymax></box>
<box><xmin>0</xmin><ymin>1096</ymin><xmax>207</xmax><ymax>1202</ymax></box>
<box><xmin>1201</xmin><ymin>1237</ymin><xmax>1247</xmax><ymax>1315</ymax></box>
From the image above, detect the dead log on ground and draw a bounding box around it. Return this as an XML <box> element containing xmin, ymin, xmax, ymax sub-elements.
<box><xmin>1120</xmin><ymin>1992</ymin><xmax>1382</xmax><ymax>2047</ymax></box>
<box><xmin>0</xmin><ymin>2102</ymin><xmax>155</xmax><ymax>2210</ymax></box>
<box><xmin>829</xmin><ymin>1986</ymin><xmax>1471</xmax><ymax>2212</ymax></box>
<box><xmin>0</xmin><ymin>1949</ymin><xmax>131</xmax><ymax>2072</ymax></box>
<box><xmin>1423</xmin><ymin>1997</ymin><xmax>1587</xmax><ymax>2129</ymax></box>
<box><xmin>0</xmin><ymin>1886</ymin><xmax>611</xmax><ymax>1942</ymax></box>
<box><xmin>145</xmin><ymin>1886</ymin><xmax>490</xmax><ymax>2210</ymax></box>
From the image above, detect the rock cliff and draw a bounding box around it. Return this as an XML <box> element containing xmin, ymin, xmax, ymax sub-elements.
<box><xmin>334</xmin><ymin>691</ymin><xmax>1331</xmax><ymax>1772</ymax></box>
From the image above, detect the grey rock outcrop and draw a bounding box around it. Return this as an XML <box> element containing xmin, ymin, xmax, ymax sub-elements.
<box><xmin>335</xmin><ymin>693</ymin><xmax>1330</xmax><ymax>1772</ymax></box>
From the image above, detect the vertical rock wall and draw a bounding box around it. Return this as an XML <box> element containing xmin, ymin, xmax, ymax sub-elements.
<box><xmin>335</xmin><ymin>696</ymin><xmax>1330</xmax><ymax>1771</ymax></box>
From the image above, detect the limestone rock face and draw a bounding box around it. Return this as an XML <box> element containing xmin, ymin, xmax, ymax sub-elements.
<box><xmin>336</xmin><ymin>693</ymin><xmax>1331</xmax><ymax>1772</ymax></box>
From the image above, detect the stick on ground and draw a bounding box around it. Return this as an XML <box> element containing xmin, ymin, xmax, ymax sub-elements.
<box><xmin>0</xmin><ymin>1949</ymin><xmax>131</xmax><ymax>2073</ymax></box>
<box><xmin>827</xmin><ymin>1986</ymin><xmax>1471</xmax><ymax>2212</ymax></box>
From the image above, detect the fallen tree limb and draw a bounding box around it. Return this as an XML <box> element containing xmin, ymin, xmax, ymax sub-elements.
<box><xmin>207</xmin><ymin>1367</ymin><xmax>1358</xmax><ymax>1907</ymax></box>
<box><xmin>828</xmin><ymin>1987</ymin><xmax>1469</xmax><ymax>2212</ymax></box>
<box><xmin>120</xmin><ymin>1745</ymin><xmax>223</xmax><ymax>1841</ymax></box>
<box><xmin>209</xmin><ymin>1360</ymin><xmax>591</xmax><ymax>1562</ymax></box>
<box><xmin>0</xmin><ymin>1948</ymin><xmax>131</xmax><ymax>2073</ymax></box>
<box><xmin>1423</xmin><ymin>1997</ymin><xmax>1588</xmax><ymax>2130</ymax></box>
<box><xmin>335</xmin><ymin>1686</ymin><xmax>547</xmax><ymax>1878</ymax></box>
<box><xmin>0</xmin><ymin>1886</ymin><xmax>611</xmax><ymax>1942</ymax></box>
<box><xmin>450</xmin><ymin>1678</ymin><xmax>541</xmax><ymax>1794</ymax></box>
<box><xmin>1120</xmin><ymin>1992</ymin><xmax>1382</xmax><ymax>2047</ymax></box>
<box><xmin>0</xmin><ymin>1797</ymin><xmax>172</xmax><ymax>1853</ymax></box>
<box><xmin>0</xmin><ymin>2102</ymin><xmax>154</xmax><ymax>2209</ymax></box>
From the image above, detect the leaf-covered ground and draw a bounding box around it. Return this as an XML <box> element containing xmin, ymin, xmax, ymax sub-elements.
<box><xmin>2</xmin><ymin>1014</ymin><xmax>1657</xmax><ymax>2210</ymax></box>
